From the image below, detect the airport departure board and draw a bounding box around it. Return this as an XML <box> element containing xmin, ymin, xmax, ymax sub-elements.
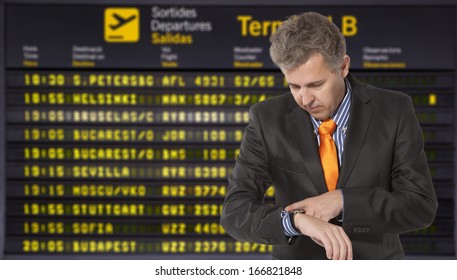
<box><xmin>1</xmin><ymin>4</ymin><xmax>455</xmax><ymax>257</ymax></box>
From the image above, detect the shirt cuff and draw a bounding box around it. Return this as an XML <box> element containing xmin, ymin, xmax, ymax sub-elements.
<box><xmin>281</xmin><ymin>210</ymin><xmax>301</xmax><ymax>236</ymax></box>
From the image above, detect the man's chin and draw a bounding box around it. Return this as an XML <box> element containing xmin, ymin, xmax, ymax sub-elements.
<box><xmin>308</xmin><ymin>112</ymin><xmax>329</xmax><ymax>121</ymax></box>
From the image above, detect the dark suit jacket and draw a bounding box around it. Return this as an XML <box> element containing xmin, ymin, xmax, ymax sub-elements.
<box><xmin>220</xmin><ymin>73</ymin><xmax>438</xmax><ymax>260</ymax></box>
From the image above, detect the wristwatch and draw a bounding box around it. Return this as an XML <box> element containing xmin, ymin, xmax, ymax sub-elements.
<box><xmin>289</xmin><ymin>209</ymin><xmax>306</xmax><ymax>232</ymax></box>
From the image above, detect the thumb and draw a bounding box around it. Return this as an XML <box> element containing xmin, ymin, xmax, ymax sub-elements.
<box><xmin>311</xmin><ymin>237</ymin><xmax>325</xmax><ymax>247</ymax></box>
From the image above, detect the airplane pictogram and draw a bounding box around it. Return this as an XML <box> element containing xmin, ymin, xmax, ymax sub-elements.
<box><xmin>104</xmin><ymin>8</ymin><xmax>140</xmax><ymax>42</ymax></box>
<box><xmin>110</xmin><ymin>13</ymin><xmax>137</xmax><ymax>30</ymax></box>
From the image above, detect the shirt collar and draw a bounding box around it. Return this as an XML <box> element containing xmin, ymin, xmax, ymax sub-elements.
<box><xmin>310</xmin><ymin>77</ymin><xmax>352</xmax><ymax>135</ymax></box>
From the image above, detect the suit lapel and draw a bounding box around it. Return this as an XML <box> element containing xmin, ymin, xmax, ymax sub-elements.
<box><xmin>286</xmin><ymin>96</ymin><xmax>328</xmax><ymax>194</ymax></box>
<box><xmin>337</xmin><ymin>75</ymin><xmax>373</xmax><ymax>190</ymax></box>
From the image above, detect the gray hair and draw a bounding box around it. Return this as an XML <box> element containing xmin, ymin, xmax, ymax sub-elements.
<box><xmin>269</xmin><ymin>11</ymin><xmax>346</xmax><ymax>72</ymax></box>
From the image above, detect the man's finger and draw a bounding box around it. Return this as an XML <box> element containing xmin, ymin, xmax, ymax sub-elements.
<box><xmin>319</xmin><ymin>233</ymin><xmax>333</xmax><ymax>260</ymax></box>
<box><xmin>326</xmin><ymin>230</ymin><xmax>340</xmax><ymax>260</ymax></box>
<box><xmin>340</xmin><ymin>228</ymin><xmax>353</xmax><ymax>260</ymax></box>
<box><xmin>306</xmin><ymin>209</ymin><xmax>315</xmax><ymax>217</ymax></box>
<box><xmin>332</xmin><ymin>227</ymin><xmax>347</xmax><ymax>260</ymax></box>
<box><xmin>284</xmin><ymin>201</ymin><xmax>307</xmax><ymax>212</ymax></box>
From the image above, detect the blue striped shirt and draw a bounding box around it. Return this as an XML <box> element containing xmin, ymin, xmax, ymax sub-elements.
<box><xmin>281</xmin><ymin>78</ymin><xmax>352</xmax><ymax>237</ymax></box>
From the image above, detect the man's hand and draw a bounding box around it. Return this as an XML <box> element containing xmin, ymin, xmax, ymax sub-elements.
<box><xmin>285</xmin><ymin>190</ymin><xmax>343</xmax><ymax>222</ymax></box>
<box><xmin>294</xmin><ymin>213</ymin><xmax>352</xmax><ymax>260</ymax></box>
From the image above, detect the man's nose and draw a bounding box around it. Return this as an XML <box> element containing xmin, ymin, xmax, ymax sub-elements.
<box><xmin>299</xmin><ymin>88</ymin><xmax>314</xmax><ymax>106</ymax></box>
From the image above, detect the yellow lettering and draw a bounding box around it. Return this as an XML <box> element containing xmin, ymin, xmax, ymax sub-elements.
<box><xmin>237</xmin><ymin>15</ymin><xmax>281</xmax><ymax>37</ymax></box>
<box><xmin>341</xmin><ymin>15</ymin><xmax>357</xmax><ymax>36</ymax></box>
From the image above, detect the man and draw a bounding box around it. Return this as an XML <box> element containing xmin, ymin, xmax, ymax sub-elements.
<box><xmin>220</xmin><ymin>12</ymin><xmax>438</xmax><ymax>260</ymax></box>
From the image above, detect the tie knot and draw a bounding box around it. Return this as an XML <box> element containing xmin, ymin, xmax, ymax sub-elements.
<box><xmin>318</xmin><ymin>119</ymin><xmax>336</xmax><ymax>135</ymax></box>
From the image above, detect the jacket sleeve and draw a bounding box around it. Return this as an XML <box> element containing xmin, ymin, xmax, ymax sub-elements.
<box><xmin>342</xmin><ymin>96</ymin><xmax>438</xmax><ymax>234</ymax></box>
<box><xmin>220</xmin><ymin>105</ymin><xmax>288</xmax><ymax>245</ymax></box>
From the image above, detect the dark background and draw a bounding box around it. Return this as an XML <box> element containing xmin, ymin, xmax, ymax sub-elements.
<box><xmin>0</xmin><ymin>0</ymin><xmax>456</xmax><ymax>259</ymax></box>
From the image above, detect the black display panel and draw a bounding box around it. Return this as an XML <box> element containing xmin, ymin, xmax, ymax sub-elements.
<box><xmin>1</xmin><ymin>4</ymin><xmax>455</xmax><ymax>258</ymax></box>
<box><xmin>5</xmin><ymin>6</ymin><xmax>454</xmax><ymax>69</ymax></box>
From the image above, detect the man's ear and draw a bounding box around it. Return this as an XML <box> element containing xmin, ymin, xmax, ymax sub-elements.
<box><xmin>341</xmin><ymin>55</ymin><xmax>350</xmax><ymax>78</ymax></box>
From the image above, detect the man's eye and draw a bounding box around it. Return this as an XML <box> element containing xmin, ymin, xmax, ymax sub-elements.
<box><xmin>289</xmin><ymin>85</ymin><xmax>300</xmax><ymax>90</ymax></box>
<box><xmin>310</xmin><ymin>83</ymin><xmax>324</xmax><ymax>89</ymax></box>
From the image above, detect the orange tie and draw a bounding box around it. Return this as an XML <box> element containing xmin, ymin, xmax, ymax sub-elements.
<box><xmin>318</xmin><ymin>119</ymin><xmax>338</xmax><ymax>192</ymax></box>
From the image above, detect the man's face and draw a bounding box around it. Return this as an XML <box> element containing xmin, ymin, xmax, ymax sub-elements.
<box><xmin>283</xmin><ymin>54</ymin><xmax>349</xmax><ymax>121</ymax></box>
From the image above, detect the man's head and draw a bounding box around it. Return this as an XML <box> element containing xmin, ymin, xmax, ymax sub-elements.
<box><xmin>270</xmin><ymin>11</ymin><xmax>346</xmax><ymax>73</ymax></box>
<box><xmin>269</xmin><ymin>12</ymin><xmax>350</xmax><ymax>120</ymax></box>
